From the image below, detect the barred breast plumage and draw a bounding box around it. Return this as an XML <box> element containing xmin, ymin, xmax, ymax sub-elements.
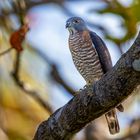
<box><xmin>69</xmin><ymin>30</ymin><xmax>103</xmax><ymax>84</ymax></box>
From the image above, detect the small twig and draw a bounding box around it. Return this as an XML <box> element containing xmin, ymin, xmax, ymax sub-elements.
<box><xmin>0</xmin><ymin>48</ymin><xmax>13</xmax><ymax>57</ymax></box>
<box><xmin>7</xmin><ymin>2</ymin><xmax>53</xmax><ymax>113</ymax></box>
<box><xmin>32</xmin><ymin>47</ymin><xmax>76</xmax><ymax>96</ymax></box>
<box><xmin>13</xmin><ymin>52</ymin><xmax>21</xmax><ymax>77</ymax></box>
<box><xmin>11</xmin><ymin>52</ymin><xmax>53</xmax><ymax>113</ymax></box>
<box><xmin>50</xmin><ymin>64</ymin><xmax>76</xmax><ymax>96</ymax></box>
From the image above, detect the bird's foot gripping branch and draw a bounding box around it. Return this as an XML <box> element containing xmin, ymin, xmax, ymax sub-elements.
<box><xmin>33</xmin><ymin>31</ymin><xmax>140</xmax><ymax>140</ymax></box>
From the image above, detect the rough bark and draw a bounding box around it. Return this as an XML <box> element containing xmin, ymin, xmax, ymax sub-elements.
<box><xmin>33</xmin><ymin>31</ymin><xmax>140</xmax><ymax>140</ymax></box>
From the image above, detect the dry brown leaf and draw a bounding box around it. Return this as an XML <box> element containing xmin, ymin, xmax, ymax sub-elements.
<box><xmin>9</xmin><ymin>24</ymin><xmax>29</xmax><ymax>52</ymax></box>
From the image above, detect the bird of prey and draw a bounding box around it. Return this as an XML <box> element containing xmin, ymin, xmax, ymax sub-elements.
<box><xmin>66</xmin><ymin>17</ymin><xmax>123</xmax><ymax>134</ymax></box>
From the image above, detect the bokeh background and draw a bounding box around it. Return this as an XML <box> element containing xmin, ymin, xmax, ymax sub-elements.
<box><xmin>0</xmin><ymin>0</ymin><xmax>140</xmax><ymax>140</ymax></box>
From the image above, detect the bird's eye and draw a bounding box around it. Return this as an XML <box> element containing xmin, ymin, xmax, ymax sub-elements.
<box><xmin>73</xmin><ymin>20</ymin><xmax>80</xmax><ymax>24</ymax></box>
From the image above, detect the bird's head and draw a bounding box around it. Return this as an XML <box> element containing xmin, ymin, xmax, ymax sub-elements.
<box><xmin>66</xmin><ymin>17</ymin><xmax>87</xmax><ymax>34</ymax></box>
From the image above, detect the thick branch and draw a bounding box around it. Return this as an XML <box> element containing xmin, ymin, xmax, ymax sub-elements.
<box><xmin>33</xmin><ymin>31</ymin><xmax>140</xmax><ymax>140</ymax></box>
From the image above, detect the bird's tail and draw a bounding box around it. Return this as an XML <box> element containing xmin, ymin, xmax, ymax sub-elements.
<box><xmin>105</xmin><ymin>109</ymin><xmax>120</xmax><ymax>134</ymax></box>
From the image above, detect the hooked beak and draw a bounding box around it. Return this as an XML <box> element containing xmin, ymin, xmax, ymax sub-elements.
<box><xmin>65</xmin><ymin>22</ymin><xmax>71</xmax><ymax>28</ymax></box>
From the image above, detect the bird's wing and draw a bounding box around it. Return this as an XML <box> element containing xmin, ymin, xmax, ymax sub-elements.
<box><xmin>89</xmin><ymin>31</ymin><xmax>112</xmax><ymax>73</ymax></box>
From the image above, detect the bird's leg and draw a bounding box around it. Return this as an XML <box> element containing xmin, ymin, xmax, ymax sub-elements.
<box><xmin>84</xmin><ymin>84</ymin><xmax>94</xmax><ymax>93</ymax></box>
<box><xmin>78</xmin><ymin>82</ymin><xmax>93</xmax><ymax>91</ymax></box>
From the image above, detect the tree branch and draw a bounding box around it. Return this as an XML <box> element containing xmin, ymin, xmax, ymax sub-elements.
<box><xmin>32</xmin><ymin>47</ymin><xmax>76</xmax><ymax>96</ymax></box>
<box><xmin>33</xmin><ymin>31</ymin><xmax>140</xmax><ymax>140</ymax></box>
<box><xmin>12</xmin><ymin>52</ymin><xmax>53</xmax><ymax>113</ymax></box>
<box><xmin>50</xmin><ymin>64</ymin><xmax>76</xmax><ymax>96</ymax></box>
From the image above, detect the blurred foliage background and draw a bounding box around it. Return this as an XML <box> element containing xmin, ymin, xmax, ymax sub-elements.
<box><xmin>0</xmin><ymin>0</ymin><xmax>140</xmax><ymax>140</ymax></box>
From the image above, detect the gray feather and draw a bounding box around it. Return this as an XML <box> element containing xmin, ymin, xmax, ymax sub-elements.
<box><xmin>90</xmin><ymin>31</ymin><xmax>112</xmax><ymax>73</ymax></box>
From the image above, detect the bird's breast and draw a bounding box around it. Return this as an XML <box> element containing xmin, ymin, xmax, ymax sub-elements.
<box><xmin>69</xmin><ymin>31</ymin><xmax>103</xmax><ymax>84</ymax></box>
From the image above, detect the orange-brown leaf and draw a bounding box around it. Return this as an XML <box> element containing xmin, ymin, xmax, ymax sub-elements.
<box><xmin>9</xmin><ymin>24</ymin><xmax>29</xmax><ymax>52</ymax></box>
